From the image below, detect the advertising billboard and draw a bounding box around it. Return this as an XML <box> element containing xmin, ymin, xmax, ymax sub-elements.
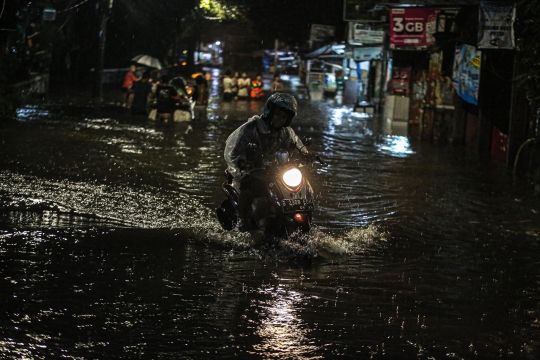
<box><xmin>452</xmin><ymin>44</ymin><xmax>482</xmax><ymax>105</ymax></box>
<box><xmin>391</xmin><ymin>67</ymin><xmax>411</xmax><ymax>95</ymax></box>
<box><xmin>389</xmin><ymin>8</ymin><xmax>439</xmax><ymax>49</ymax></box>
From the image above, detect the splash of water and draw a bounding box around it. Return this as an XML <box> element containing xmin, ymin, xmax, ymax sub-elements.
<box><xmin>0</xmin><ymin>170</ymin><xmax>389</xmax><ymax>259</ymax></box>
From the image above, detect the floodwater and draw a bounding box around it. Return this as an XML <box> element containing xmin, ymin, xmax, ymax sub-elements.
<box><xmin>1</xmin><ymin>78</ymin><xmax>539</xmax><ymax>359</ymax></box>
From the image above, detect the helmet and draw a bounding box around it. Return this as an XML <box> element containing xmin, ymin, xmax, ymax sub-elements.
<box><xmin>263</xmin><ymin>92</ymin><xmax>298</xmax><ymax>128</ymax></box>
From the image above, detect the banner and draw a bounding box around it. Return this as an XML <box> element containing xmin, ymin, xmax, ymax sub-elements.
<box><xmin>391</xmin><ymin>67</ymin><xmax>411</xmax><ymax>95</ymax></box>
<box><xmin>452</xmin><ymin>45</ymin><xmax>482</xmax><ymax>105</ymax></box>
<box><xmin>478</xmin><ymin>2</ymin><xmax>516</xmax><ymax>49</ymax></box>
<box><xmin>390</xmin><ymin>8</ymin><xmax>439</xmax><ymax>49</ymax></box>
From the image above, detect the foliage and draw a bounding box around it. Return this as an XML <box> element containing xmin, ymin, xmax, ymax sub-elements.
<box><xmin>516</xmin><ymin>0</ymin><xmax>540</xmax><ymax>107</ymax></box>
<box><xmin>199</xmin><ymin>0</ymin><xmax>244</xmax><ymax>20</ymax></box>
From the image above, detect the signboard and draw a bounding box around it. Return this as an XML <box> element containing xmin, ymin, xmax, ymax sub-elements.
<box><xmin>390</xmin><ymin>8</ymin><xmax>439</xmax><ymax>49</ymax></box>
<box><xmin>391</xmin><ymin>67</ymin><xmax>411</xmax><ymax>95</ymax></box>
<box><xmin>478</xmin><ymin>1</ymin><xmax>516</xmax><ymax>49</ymax></box>
<box><xmin>43</xmin><ymin>7</ymin><xmax>57</xmax><ymax>21</ymax></box>
<box><xmin>353</xmin><ymin>46</ymin><xmax>383</xmax><ymax>61</ymax></box>
<box><xmin>310</xmin><ymin>24</ymin><xmax>335</xmax><ymax>43</ymax></box>
<box><xmin>348</xmin><ymin>23</ymin><xmax>385</xmax><ymax>45</ymax></box>
<box><xmin>452</xmin><ymin>44</ymin><xmax>482</xmax><ymax>105</ymax></box>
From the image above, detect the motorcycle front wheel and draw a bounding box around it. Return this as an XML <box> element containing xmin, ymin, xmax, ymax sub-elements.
<box><xmin>216</xmin><ymin>199</ymin><xmax>238</xmax><ymax>230</ymax></box>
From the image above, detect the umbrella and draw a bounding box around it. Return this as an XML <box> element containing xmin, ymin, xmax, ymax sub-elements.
<box><xmin>131</xmin><ymin>55</ymin><xmax>162</xmax><ymax>70</ymax></box>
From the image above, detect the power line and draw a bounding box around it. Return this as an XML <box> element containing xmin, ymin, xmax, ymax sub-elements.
<box><xmin>0</xmin><ymin>0</ymin><xmax>6</xmax><ymax>21</ymax></box>
<box><xmin>58</xmin><ymin>0</ymin><xmax>91</xmax><ymax>13</ymax></box>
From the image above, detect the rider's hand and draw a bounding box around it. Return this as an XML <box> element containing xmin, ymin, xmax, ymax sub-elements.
<box><xmin>302</xmin><ymin>152</ymin><xmax>316</xmax><ymax>164</ymax></box>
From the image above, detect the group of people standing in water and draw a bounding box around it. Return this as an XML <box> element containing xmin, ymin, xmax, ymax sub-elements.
<box><xmin>220</xmin><ymin>71</ymin><xmax>284</xmax><ymax>102</ymax></box>
<box><xmin>121</xmin><ymin>65</ymin><xmax>209</xmax><ymax>122</ymax></box>
<box><xmin>122</xmin><ymin>64</ymin><xmax>288</xmax><ymax>122</ymax></box>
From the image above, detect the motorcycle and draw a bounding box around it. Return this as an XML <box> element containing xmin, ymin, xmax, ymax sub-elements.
<box><xmin>216</xmin><ymin>137</ymin><xmax>325</xmax><ymax>238</ymax></box>
<box><xmin>148</xmin><ymin>77</ymin><xmax>194</xmax><ymax>123</ymax></box>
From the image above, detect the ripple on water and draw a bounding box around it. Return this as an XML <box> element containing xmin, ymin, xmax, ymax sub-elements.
<box><xmin>1</xmin><ymin>170</ymin><xmax>389</xmax><ymax>260</ymax></box>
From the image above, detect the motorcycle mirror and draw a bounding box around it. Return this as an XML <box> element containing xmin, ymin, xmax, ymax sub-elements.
<box><xmin>302</xmin><ymin>137</ymin><xmax>313</xmax><ymax>146</ymax></box>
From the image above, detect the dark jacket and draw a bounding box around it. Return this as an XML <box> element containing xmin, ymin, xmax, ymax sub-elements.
<box><xmin>155</xmin><ymin>84</ymin><xmax>178</xmax><ymax>114</ymax></box>
<box><xmin>224</xmin><ymin>115</ymin><xmax>308</xmax><ymax>183</ymax></box>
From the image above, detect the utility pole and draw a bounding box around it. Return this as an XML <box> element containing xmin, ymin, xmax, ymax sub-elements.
<box><xmin>95</xmin><ymin>0</ymin><xmax>113</xmax><ymax>104</ymax></box>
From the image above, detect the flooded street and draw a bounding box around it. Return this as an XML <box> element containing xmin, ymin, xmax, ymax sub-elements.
<box><xmin>1</xmin><ymin>80</ymin><xmax>539</xmax><ymax>359</ymax></box>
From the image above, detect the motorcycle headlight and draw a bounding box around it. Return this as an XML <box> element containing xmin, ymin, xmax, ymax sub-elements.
<box><xmin>282</xmin><ymin>167</ymin><xmax>302</xmax><ymax>189</ymax></box>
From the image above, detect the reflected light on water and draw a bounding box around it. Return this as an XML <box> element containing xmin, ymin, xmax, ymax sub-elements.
<box><xmin>377</xmin><ymin>136</ymin><xmax>414</xmax><ymax>157</ymax></box>
<box><xmin>252</xmin><ymin>285</ymin><xmax>320</xmax><ymax>358</ymax></box>
<box><xmin>16</xmin><ymin>106</ymin><xmax>51</xmax><ymax>121</ymax></box>
<box><xmin>330</xmin><ymin>107</ymin><xmax>352</xmax><ymax>126</ymax></box>
<box><xmin>351</xmin><ymin>112</ymin><xmax>372</xmax><ymax>119</ymax></box>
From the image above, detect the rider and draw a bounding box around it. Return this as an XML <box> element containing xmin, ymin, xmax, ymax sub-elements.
<box><xmin>223</xmin><ymin>92</ymin><xmax>310</xmax><ymax>230</ymax></box>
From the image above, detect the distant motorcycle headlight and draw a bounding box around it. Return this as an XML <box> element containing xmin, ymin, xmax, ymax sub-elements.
<box><xmin>282</xmin><ymin>167</ymin><xmax>302</xmax><ymax>189</ymax></box>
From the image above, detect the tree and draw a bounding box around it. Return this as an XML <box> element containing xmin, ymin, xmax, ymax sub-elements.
<box><xmin>516</xmin><ymin>0</ymin><xmax>540</xmax><ymax>110</ymax></box>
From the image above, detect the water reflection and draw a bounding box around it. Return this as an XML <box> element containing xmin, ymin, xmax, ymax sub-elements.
<box><xmin>376</xmin><ymin>119</ymin><xmax>414</xmax><ymax>157</ymax></box>
<box><xmin>252</xmin><ymin>284</ymin><xmax>320</xmax><ymax>358</ymax></box>
<box><xmin>376</xmin><ymin>135</ymin><xmax>414</xmax><ymax>157</ymax></box>
<box><xmin>2</xmin><ymin>84</ymin><xmax>540</xmax><ymax>358</ymax></box>
<box><xmin>16</xmin><ymin>106</ymin><xmax>51</xmax><ymax>121</ymax></box>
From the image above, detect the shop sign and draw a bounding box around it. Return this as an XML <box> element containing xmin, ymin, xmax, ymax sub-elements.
<box><xmin>389</xmin><ymin>8</ymin><xmax>439</xmax><ymax>49</ymax></box>
<box><xmin>391</xmin><ymin>67</ymin><xmax>411</xmax><ymax>95</ymax></box>
<box><xmin>348</xmin><ymin>23</ymin><xmax>385</xmax><ymax>45</ymax></box>
<box><xmin>353</xmin><ymin>46</ymin><xmax>383</xmax><ymax>61</ymax></box>
<box><xmin>478</xmin><ymin>1</ymin><xmax>516</xmax><ymax>49</ymax></box>
<box><xmin>452</xmin><ymin>45</ymin><xmax>482</xmax><ymax>105</ymax></box>
<box><xmin>310</xmin><ymin>24</ymin><xmax>336</xmax><ymax>43</ymax></box>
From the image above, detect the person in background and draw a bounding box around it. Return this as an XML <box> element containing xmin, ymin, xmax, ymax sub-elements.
<box><xmin>25</xmin><ymin>21</ymin><xmax>39</xmax><ymax>48</ymax></box>
<box><xmin>122</xmin><ymin>64</ymin><xmax>139</xmax><ymax>108</ymax></box>
<box><xmin>250</xmin><ymin>74</ymin><xmax>265</xmax><ymax>100</ymax></box>
<box><xmin>130</xmin><ymin>70</ymin><xmax>153</xmax><ymax>116</ymax></box>
<box><xmin>204</xmin><ymin>71</ymin><xmax>212</xmax><ymax>85</ymax></box>
<box><xmin>218</xmin><ymin>72</ymin><xmax>225</xmax><ymax>98</ymax></box>
<box><xmin>170</xmin><ymin>76</ymin><xmax>194</xmax><ymax>120</ymax></box>
<box><xmin>192</xmin><ymin>75</ymin><xmax>209</xmax><ymax>121</ymax></box>
<box><xmin>155</xmin><ymin>75</ymin><xmax>179</xmax><ymax>123</ymax></box>
<box><xmin>223</xmin><ymin>70</ymin><xmax>235</xmax><ymax>102</ymax></box>
<box><xmin>271</xmin><ymin>74</ymin><xmax>284</xmax><ymax>94</ymax></box>
<box><xmin>236</xmin><ymin>72</ymin><xmax>251</xmax><ymax>100</ymax></box>
<box><xmin>231</xmin><ymin>71</ymin><xmax>240</xmax><ymax>100</ymax></box>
